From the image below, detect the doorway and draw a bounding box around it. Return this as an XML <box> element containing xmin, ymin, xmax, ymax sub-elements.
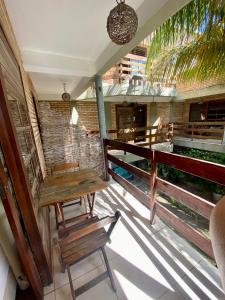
<box><xmin>116</xmin><ymin>103</ymin><xmax>147</xmax><ymax>141</ymax></box>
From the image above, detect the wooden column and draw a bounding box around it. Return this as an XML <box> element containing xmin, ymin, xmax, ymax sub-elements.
<box><xmin>0</xmin><ymin>161</ymin><xmax>43</xmax><ymax>300</ymax></box>
<box><xmin>150</xmin><ymin>150</ymin><xmax>157</xmax><ymax>224</ymax></box>
<box><xmin>95</xmin><ymin>75</ymin><xmax>108</xmax><ymax>180</ymax></box>
<box><xmin>0</xmin><ymin>75</ymin><xmax>52</xmax><ymax>284</ymax></box>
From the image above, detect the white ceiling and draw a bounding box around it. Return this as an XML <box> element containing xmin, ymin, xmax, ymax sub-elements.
<box><xmin>4</xmin><ymin>0</ymin><xmax>191</xmax><ymax>100</ymax></box>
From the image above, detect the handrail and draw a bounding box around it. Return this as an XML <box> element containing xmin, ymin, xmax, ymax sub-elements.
<box><xmin>103</xmin><ymin>138</ymin><xmax>225</xmax><ymax>258</ymax></box>
<box><xmin>173</xmin><ymin>121</ymin><xmax>225</xmax><ymax>143</ymax></box>
<box><xmin>88</xmin><ymin>121</ymin><xmax>225</xmax><ymax>145</ymax></box>
<box><xmin>174</xmin><ymin>121</ymin><xmax>225</xmax><ymax>126</ymax></box>
<box><xmin>104</xmin><ymin>139</ymin><xmax>153</xmax><ymax>160</ymax></box>
<box><xmin>88</xmin><ymin>124</ymin><xmax>172</xmax><ymax>147</ymax></box>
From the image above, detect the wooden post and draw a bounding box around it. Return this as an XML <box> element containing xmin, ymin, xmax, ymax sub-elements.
<box><xmin>95</xmin><ymin>75</ymin><xmax>108</xmax><ymax>180</ymax></box>
<box><xmin>149</xmin><ymin>129</ymin><xmax>152</xmax><ymax>149</ymax></box>
<box><xmin>0</xmin><ymin>161</ymin><xmax>43</xmax><ymax>300</ymax></box>
<box><xmin>150</xmin><ymin>150</ymin><xmax>157</xmax><ymax>224</ymax></box>
<box><xmin>170</xmin><ymin>122</ymin><xmax>174</xmax><ymax>142</ymax></box>
<box><xmin>222</xmin><ymin>125</ymin><xmax>225</xmax><ymax>145</ymax></box>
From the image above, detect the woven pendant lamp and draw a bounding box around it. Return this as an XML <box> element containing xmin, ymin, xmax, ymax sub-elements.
<box><xmin>107</xmin><ymin>0</ymin><xmax>138</xmax><ymax>45</ymax></box>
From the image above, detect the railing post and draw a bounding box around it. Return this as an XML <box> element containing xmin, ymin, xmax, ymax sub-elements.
<box><xmin>170</xmin><ymin>122</ymin><xmax>174</xmax><ymax>142</ymax></box>
<box><xmin>103</xmin><ymin>139</ymin><xmax>110</xmax><ymax>181</ymax></box>
<box><xmin>149</xmin><ymin>129</ymin><xmax>152</xmax><ymax>149</ymax></box>
<box><xmin>223</xmin><ymin>126</ymin><xmax>225</xmax><ymax>145</ymax></box>
<box><xmin>150</xmin><ymin>150</ymin><xmax>157</xmax><ymax>224</ymax></box>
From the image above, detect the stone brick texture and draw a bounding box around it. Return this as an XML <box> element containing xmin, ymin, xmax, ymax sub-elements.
<box><xmin>39</xmin><ymin>101</ymin><xmax>104</xmax><ymax>176</ymax></box>
<box><xmin>38</xmin><ymin>100</ymin><xmax>189</xmax><ymax>176</ymax></box>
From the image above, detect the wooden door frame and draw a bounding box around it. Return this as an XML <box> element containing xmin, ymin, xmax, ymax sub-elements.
<box><xmin>0</xmin><ymin>69</ymin><xmax>52</xmax><ymax>284</ymax></box>
<box><xmin>133</xmin><ymin>104</ymin><xmax>147</xmax><ymax>141</ymax></box>
<box><xmin>116</xmin><ymin>103</ymin><xmax>147</xmax><ymax>141</ymax></box>
<box><xmin>115</xmin><ymin>104</ymin><xmax>134</xmax><ymax>130</ymax></box>
<box><xmin>0</xmin><ymin>161</ymin><xmax>43</xmax><ymax>300</ymax></box>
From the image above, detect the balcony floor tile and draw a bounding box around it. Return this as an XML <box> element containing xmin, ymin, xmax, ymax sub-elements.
<box><xmin>47</xmin><ymin>179</ymin><xmax>224</xmax><ymax>300</ymax></box>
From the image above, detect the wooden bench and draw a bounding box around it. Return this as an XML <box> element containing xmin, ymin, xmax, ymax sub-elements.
<box><xmin>58</xmin><ymin>211</ymin><xmax>121</xmax><ymax>299</ymax></box>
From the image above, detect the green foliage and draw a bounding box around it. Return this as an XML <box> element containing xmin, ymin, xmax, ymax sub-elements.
<box><xmin>146</xmin><ymin>0</ymin><xmax>225</xmax><ymax>82</ymax></box>
<box><xmin>164</xmin><ymin>146</ymin><xmax>225</xmax><ymax>196</ymax></box>
<box><xmin>173</xmin><ymin>146</ymin><xmax>225</xmax><ymax>165</ymax></box>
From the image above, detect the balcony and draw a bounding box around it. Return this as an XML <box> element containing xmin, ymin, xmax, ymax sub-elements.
<box><xmin>38</xmin><ymin>137</ymin><xmax>225</xmax><ymax>300</ymax></box>
<box><xmin>0</xmin><ymin>1</ymin><xmax>225</xmax><ymax>299</ymax></box>
<box><xmin>44</xmin><ymin>179</ymin><xmax>224</xmax><ymax>300</ymax></box>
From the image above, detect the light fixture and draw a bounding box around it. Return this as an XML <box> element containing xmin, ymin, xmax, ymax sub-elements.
<box><xmin>61</xmin><ymin>82</ymin><xmax>71</xmax><ymax>101</ymax></box>
<box><xmin>107</xmin><ymin>0</ymin><xmax>138</xmax><ymax>45</ymax></box>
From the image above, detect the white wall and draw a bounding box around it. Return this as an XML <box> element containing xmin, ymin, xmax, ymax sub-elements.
<box><xmin>0</xmin><ymin>246</ymin><xmax>9</xmax><ymax>300</ymax></box>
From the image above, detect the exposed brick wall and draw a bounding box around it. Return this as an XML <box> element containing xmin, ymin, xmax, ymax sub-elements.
<box><xmin>183</xmin><ymin>103</ymin><xmax>190</xmax><ymax>122</ymax></box>
<box><xmin>156</xmin><ymin>103</ymin><xmax>171</xmax><ymax>124</ymax></box>
<box><xmin>39</xmin><ymin>101</ymin><xmax>103</xmax><ymax>175</ymax></box>
<box><xmin>155</xmin><ymin>102</ymin><xmax>190</xmax><ymax>124</ymax></box>
<box><xmin>169</xmin><ymin>103</ymin><xmax>184</xmax><ymax>123</ymax></box>
<box><xmin>39</xmin><ymin>100</ymin><xmax>190</xmax><ymax>176</ymax></box>
<box><xmin>76</xmin><ymin>102</ymin><xmax>99</xmax><ymax>130</ymax></box>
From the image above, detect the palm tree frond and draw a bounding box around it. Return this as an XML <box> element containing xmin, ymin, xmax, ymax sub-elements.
<box><xmin>146</xmin><ymin>0</ymin><xmax>225</xmax><ymax>83</ymax></box>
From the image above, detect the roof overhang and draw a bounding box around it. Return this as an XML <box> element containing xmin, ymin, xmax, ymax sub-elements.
<box><xmin>5</xmin><ymin>0</ymin><xmax>191</xmax><ymax>99</ymax></box>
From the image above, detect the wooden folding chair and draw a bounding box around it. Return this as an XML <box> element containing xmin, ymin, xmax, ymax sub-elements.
<box><xmin>51</xmin><ymin>162</ymin><xmax>83</xmax><ymax>229</ymax></box>
<box><xmin>57</xmin><ymin>211</ymin><xmax>121</xmax><ymax>299</ymax></box>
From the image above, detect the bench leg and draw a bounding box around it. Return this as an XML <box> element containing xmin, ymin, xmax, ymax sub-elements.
<box><xmin>101</xmin><ymin>247</ymin><xmax>116</xmax><ymax>292</ymax></box>
<box><xmin>54</xmin><ymin>204</ymin><xmax>59</xmax><ymax>230</ymax></box>
<box><xmin>87</xmin><ymin>192</ymin><xmax>96</xmax><ymax>216</ymax></box>
<box><xmin>67</xmin><ymin>266</ymin><xmax>76</xmax><ymax>300</ymax></box>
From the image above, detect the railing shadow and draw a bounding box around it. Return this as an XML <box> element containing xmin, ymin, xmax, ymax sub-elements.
<box><xmin>94</xmin><ymin>185</ymin><xmax>224</xmax><ymax>300</ymax></box>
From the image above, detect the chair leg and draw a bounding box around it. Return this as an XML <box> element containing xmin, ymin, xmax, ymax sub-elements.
<box><xmin>58</xmin><ymin>203</ymin><xmax>66</xmax><ymax>228</ymax></box>
<box><xmin>101</xmin><ymin>247</ymin><xmax>117</xmax><ymax>292</ymax></box>
<box><xmin>54</xmin><ymin>204</ymin><xmax>59</xmax><ymax>229</ymax></box>
<box><xmin>87</xmin><ymin>192</ymin><xmax>96</xmax><ymax>216</ymax></box>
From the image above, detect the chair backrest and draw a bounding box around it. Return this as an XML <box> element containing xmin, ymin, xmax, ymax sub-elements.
<box><xmin>59</xmin><ymin>211</ymin><xmax>121</xmax><ymax>249</ymax></box>
<box><xmin>51</xmin><ymin>162</ymin><xmax>80</xmax><ymax>175</ymax></box>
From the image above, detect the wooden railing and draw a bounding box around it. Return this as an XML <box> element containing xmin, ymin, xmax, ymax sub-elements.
<box><xmin>87</xmin><ymin>124</ymin><xmax>173</xmax><ymax>147</ymax></box>
<box><xmin>88</xmin><ymin>121</ymin><xmax>225</xmax><ymax>147</ymax></box>
<box><xmin>173</xmin><ymin>122</ymin><xmax>225</xmax><ymax>143</ymax></box>
<box><xmin>103</xmin><ymin>138</ymin><xmax>225</xmax><ymax>258</ymax></box>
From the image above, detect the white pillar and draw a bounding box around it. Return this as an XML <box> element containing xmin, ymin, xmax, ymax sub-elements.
<box><xmin>95</xmin><ymin>75</ymin><xmax>106</xmax><ymax>140</ymax></box>
<box><xmin>95</xmin><ymin>75</ymin><xmax>108</xmax><ymax>180</ymax></box>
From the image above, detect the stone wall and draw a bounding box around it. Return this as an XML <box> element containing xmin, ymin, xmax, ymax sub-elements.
<box><xmin>183</xmin><ymin>103</ymin><xmax>190</xmax><ymax>122</ymax></box>
<box><xmin>155</xmin><ymin>102</ymin><xmax>187</xmax><ymax>124</ymax></box>
<box><xmin>156</xmin><ymin>103</ymin><xmax>171</xmax><ymax>124</ymax></box>
<box><xmin>39</xmin><ymin>101</ymin><xmax>104</xmax><ymax>175</ymax></box>
<box><xmin>169</xmin><ymin>103</ymin><xmax>186</xmax><ymax>123</ymax></box>
<box><xmin>38</xmin><ymin>100</ymin><xmax>190</xmax><ymax>176</ymax></box>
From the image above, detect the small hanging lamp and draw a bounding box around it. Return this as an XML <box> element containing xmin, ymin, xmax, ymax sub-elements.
<box><xmin>61</xmin><ymin>82</ymin><xmax>71</xmax><ymax>101</ymax></box>
<box><xmin>107</xmin><ymin>0</ymin><xmax>138</xmax><ymax>45</ymax></box>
